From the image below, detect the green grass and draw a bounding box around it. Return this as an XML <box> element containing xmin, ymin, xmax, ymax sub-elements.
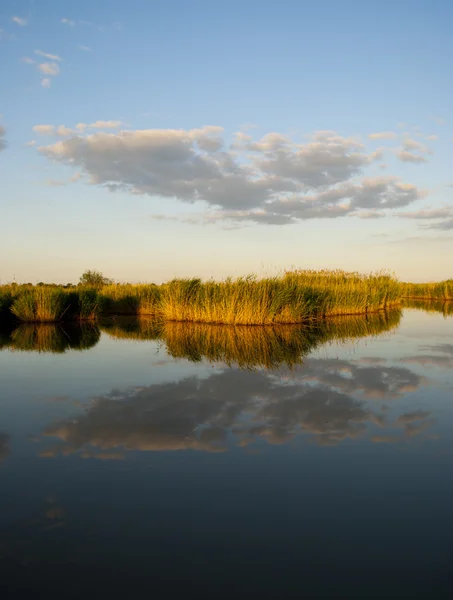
<box><xmin>1</xmin><ymin>270</ymin><xmax>451</xmax><ymax>325</ymax></box>
<box><xmin>10</xmin><ymin>288</ymin><xmax>70</xmax><ymax>322</ymax></box>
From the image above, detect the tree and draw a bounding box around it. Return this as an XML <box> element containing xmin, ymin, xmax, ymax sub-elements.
<box><xmin>79</xmin><ymin>270</ymin><xmax>113</xmax><ymax>288</ymax></box>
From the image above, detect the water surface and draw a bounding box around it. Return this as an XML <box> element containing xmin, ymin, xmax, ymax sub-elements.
<box><xmin>1</xmin><ymin>308</ymin><xmax>452</xmax><ymax>597</ymax></box>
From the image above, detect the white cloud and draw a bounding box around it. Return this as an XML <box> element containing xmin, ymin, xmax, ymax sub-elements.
<box><xmin>25</xmin><ymin>140</ymin><xmax>36</xmax><ymax>146</ymax></box>
<box><xmin>61</xmin><ymin>18</ymin><xmax>75</xmax><ymax>26</ymax></box>
<box><xmin>22</xmin><ymin>56</ymin><xmax>35</xmax><ymax>64</ymax></box>
<box><xmin>38</xmin><ymin>62</ymin><xmax>60</xmax><ymax>76</ymax></box>
<box><xmin>36</xmin><ymin>126</ymin><xmax>427</xmax><ymax>226</ymax></box>
<box><xmin>12</xmin><ymin>16</ymin><xmax>28</xmax><ymax>26</ymax></box>
<box><xmin>395</xmin><ymin>137</ymin><xmax>431</xmax><ymax>163</ymax></box>
<box><xmin>88</xmin><ymin>120</ymin><xmax>124</xmax><ymax>129</ymax></box>
<box><xmin>35</xmin><ymin>50</ymin><xmax>63</xmax><ymax>62</ymax></box>
<box><xmin>368</xmin><ymin>131</ymin><xmax>397</xmax><ymax>140</ymax></box>
<box><xmin>396</xmin><ymin>151</ymin><xmax>427</xmax><ymax>164</ymax></box>
<box><xmin>33</xmin><ymin>124</ymin><xmax>55</xmax><ymax>135</ymax></box>
<box><xmin>402</xmin><ymin>138</ymin><xmax>429</xmax><ymax>153</ymax></box>
<box><xmin>41</xmin><ymin>79</ymin><xmax>51</xmax><ymax>88</ymax></box>
<box><xmin>78</xmin><ymin>45</ymin><xmax>92</xmax><ymax>52</ymax></box>
<box><xmin>56</xmin><ymin>125</ymin><xmax>75</xmax><ymax>136</ymax></box>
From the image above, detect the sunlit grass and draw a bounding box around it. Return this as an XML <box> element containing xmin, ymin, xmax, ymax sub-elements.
<box><xmin>400</xmin><ymin>280</ymin><xmax>453</xmax><ymax>301</ymax></box>
<box><xmin>3</xmin><ymin>270</ymin><xmax>450</xmax><ymax>325</ymax></box>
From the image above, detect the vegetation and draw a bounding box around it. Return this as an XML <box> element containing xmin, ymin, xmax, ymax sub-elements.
<box><xmin>400</xmin><ymin>280</ymin><xmax>453</xmax><ymax>301</ymax></box>
<box><xmin>402</xmin><ymin>298</ymin><xmax>453</xmax><ymax>318</ymax></box>
<box><xmin>1</xmin><ymin>322</ymin><xmax>100</xmax><ymax>353</ymax></box>
<box><xmin>100</xmin><ymin>310</ymin><xmax>402</xmax><ymax>369</ymax></box>
<box><xmin>0</xmin><ymin>270</ymin><xmax>451</xmax><ymax>325</ymax></box>
<box><xmin>79</xmin><ymin>269</ymin><xmax>114</xmax><ymax>288</ymax></box>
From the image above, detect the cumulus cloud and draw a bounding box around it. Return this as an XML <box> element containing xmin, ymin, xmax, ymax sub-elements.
<box><xmin>12</xmin><ymin>16</ymin><xmax>28</xmax><ymax>26</ymax></box>
<box><xmin>35</xmin><ymin>126</ymin><xmax>428</xmax><ymax>225</ymax></box>
<box><xmin>368</xmin><ymin>131</ymin><xmax>397</xmax><ymax>140</ymax></box>
<box><xmin>35</xmin><ymin>50</ymin><xmax>63</xmax><ymax>62</ymax></box>
<box><xmin>396</xmin><ymin>151</ymin><xmax>427</xmax><ymax>163</ymax></box>
<box><xmin>88</xmin><ymin>120</ymin><xmax>124</xmax><ymax>129</ymax></box>
<box><xmin>38</xmin><ymin>62</ymin><xmax>60</xmax><ymax>76</ymax></box>
<box><xmin>396</xmin><ymin>137</ymin><xmax>431</xmax><ymax>164</ymax></box>
<box><xmin>0</xmin><ymin>125</ymin><xmax>6</xmax><ymax>152</ymax></box>
<box><xmin>33</xmin><ymin>124</ymin><xmax>55</xmax><ymax>135</ymax></box>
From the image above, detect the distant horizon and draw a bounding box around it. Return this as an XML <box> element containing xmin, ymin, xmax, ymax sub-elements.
<box><xmin>1</xmin><ymin>0</ymin><xmax>452</xmax><ymax>283</ymax></box>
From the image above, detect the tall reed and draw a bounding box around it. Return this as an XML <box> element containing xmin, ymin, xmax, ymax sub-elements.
<box><xmin>10</xmin><ymin>288</ymin><xmax>70</xmax><ymax>322</ymax></box>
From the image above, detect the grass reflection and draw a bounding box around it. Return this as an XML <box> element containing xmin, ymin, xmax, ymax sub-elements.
<box><xmin>402</xmin><ymin>299</ymin><xmax>453</xmax><ymax>317</ymax></box>
<box><xmin>1</xmin><ymin>322</ymin><xmax>100</xmax><ymax>353</ymax></box>
<box><xmin>101</xmin><ymin>310</ymin><xmax>401</xmax><ymax>368</ymax></box>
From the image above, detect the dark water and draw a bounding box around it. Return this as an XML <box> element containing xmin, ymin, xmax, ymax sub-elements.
<box><xmin>1</xmin><ymin>308</ymin><xmax>452</xmax><ymax>598</ymax></box>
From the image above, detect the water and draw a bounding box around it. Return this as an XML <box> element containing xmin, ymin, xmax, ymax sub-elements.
<box><xmin>1</xmin><ymin>307</ymin><xmax>452</xmax><ymax>598</ymax></box>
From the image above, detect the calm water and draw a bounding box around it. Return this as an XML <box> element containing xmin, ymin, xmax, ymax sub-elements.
<box><xmin>1</xmin><ymin>308</ymin><xmax>452</xmax><ymax>597</ymax></box>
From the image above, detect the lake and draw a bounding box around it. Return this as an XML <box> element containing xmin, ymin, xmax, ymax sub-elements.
<box><xmin>1</xmin><ymin>306</ymin><xmax>452</xmax><ymax>598</ymax></box>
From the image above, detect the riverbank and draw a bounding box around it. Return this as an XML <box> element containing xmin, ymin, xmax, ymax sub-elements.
<box><xmin>0</xmin><ymin>270</ymin><xmax>402</xmax><ymax>325</ymax></box>
<box><xmin>1</xmin><ymin>270</ymin><xmax>451</xmax><ymax>325</ymax></box>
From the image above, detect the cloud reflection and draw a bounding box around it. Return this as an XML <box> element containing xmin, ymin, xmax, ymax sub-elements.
<box><xmin>41</xmin><ymin>357</ymin><xmax>430</xmax><ymax>457</ymax></box>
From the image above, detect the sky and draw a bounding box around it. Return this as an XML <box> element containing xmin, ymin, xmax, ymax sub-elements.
<box><xmin>1</xmin><ymin>0</ymin><xmax>452</xmax><ymax>284</ymax></box>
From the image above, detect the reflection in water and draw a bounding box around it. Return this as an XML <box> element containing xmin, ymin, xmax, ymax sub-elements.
<box><xmin>41</xmin><ymin>355</ymin><xmax>429</xmax><ymax>457</ymax></box>
<box><xmin>402</xmin><ymin>298</ymin><xmax>453</xmax><ymax>317</ymax></box>
<box><xmin>0</xmin><ymin>322</ymin><xmax>100</xmax><ymax>353</ymax></box>
<box><xmin>100</xmin><ymin>310</ymin><xmax>401</xmax><ymax>368</ymax></box>
<box><xmin>0</xmin><ymin>433</ymin><xmax>10</xmax><ymax>462</ymax></box>
<box><xmin>0</xmin><ymin>311</ymin><xmax>401</xmax><ymax>365</ymax></box>
<box><xmin>401</xmin><ymin>343</ymin><xmax>453</xmax><ymax>369</ymax></box>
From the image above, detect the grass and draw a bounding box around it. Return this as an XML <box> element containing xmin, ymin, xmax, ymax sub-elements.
<box><xmin>402</xmin><ymin>298</ymin><xmax>453</xmax><ymax>317</ymax></box>
<box><xmin>100</xmin><ymin>309</ymin><xmax>401</xmax><ymax>369</ymax></box>
<box><xmin>0</xmin><ymin>270</ymin><xmax>451</xmax><ymax>325</ymax></box>
<box><xmin>10</xmin><ymin>288</ymin><xmax>70</xmax><ymax>322</ymax></box>
<box><xmin>3</xmin><ymin>322</ymin><xmax>100</xmax><ymax>353</ymax></box>
<box><xmin>399</xmin><ymin>280</ymin><xmax>453</xmax><ymax>301</ymax></box>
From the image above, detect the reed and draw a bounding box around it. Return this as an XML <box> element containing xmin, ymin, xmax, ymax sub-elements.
<box><xmin>402</xmin><ymin>298</ymin><xmax>453</xmax><ymax>317</ymax></box>
<box><xmin>101</xmin><ymin>310</ymin><xmax>401</xmax><ymax>369</ymax></box>
<box><xmin>10</xmin><ymin>288</ymin><xmax>70</xmax><ymax>322</ymax></box>
<box><xmin>2</xmin><ymin>269</ymin><xmax>444</xmax><ymax>325</ymax></box>
<box><xmin>5</xmin><ymin>322</ymin><xmax>100</xmax><ymax>353</ymax></box>
<box><xmin>399</xmin><ymin>280</ymin><xmax>453</xmax><ymax>301</ymax></box>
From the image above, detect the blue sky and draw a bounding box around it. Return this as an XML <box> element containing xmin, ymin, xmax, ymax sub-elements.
<box><xmin>1</xmin><ymin>0</ymin><xmax>452</xmax><ymax>284</ymax></box>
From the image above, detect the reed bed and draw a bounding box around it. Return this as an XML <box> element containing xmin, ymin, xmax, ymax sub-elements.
<box><xmin>0</xmin><ymin>269</ymin><xmax>440</xmax><ymax>325</ymax></box>
<box><xmin>402</xmin><ymin>298</ymin><xmax>453</xmax><ymax>317</ymax></box>
<box><xmin>100</xmin><ymin>310</ymin><xmax>401</xmax><ymax>369</ymax></box>
<box><xmin>399</xmin><ymin>280</ymin><xmax>453</xmax><ymax>301</ymax></box>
